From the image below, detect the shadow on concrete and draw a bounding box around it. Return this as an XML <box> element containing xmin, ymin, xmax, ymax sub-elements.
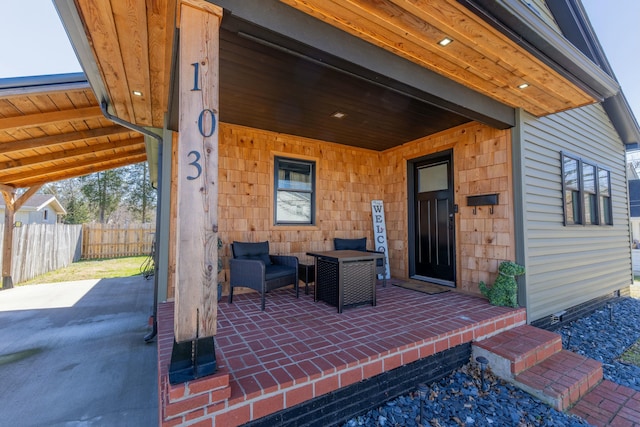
<box><xmin>0</xmin><ymin>276</ymin><xmax>157</xmax><ymax>427</ymax></box>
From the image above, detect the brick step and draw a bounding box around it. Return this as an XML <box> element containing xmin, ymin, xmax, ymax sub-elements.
<box><xmin>569</xmin><ymin>380</ymin><xmax>640</xmax><ymax>426</ymax></box>
<box><xmin>515</xmin><ymin>350</ymin><xmax>602</xmax><ymax>411</ymax></box>
<box><xmin>472</xmin><ymin>324</ymin><xmax>562</xmax><ymax>378</ymax></box>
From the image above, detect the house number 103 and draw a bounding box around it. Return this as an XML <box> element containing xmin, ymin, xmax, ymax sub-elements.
<box><xmin>186</xmin><ymin>62</ymin><xmax>218</xmax><ymax>180</ymax></box>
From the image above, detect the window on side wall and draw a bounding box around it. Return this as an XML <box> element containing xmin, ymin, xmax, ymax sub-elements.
<box><xmin>274</xmin><ymin>157</ymin><xmax>315</xmax><ymax>225</ymax></box>
<box><xmin>561</xmin><ymin>152</ymin><xmax>612</xmax><ymax>226</ymax></box>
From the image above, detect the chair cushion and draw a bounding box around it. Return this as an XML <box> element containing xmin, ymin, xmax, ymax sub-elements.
<box><xmin>334</xmin><ymin>237</ymin><xmax>366</xmax><ymax>251</ymax></box>
<box><xmin>233</xmin><ymin>241</ymin><xmax>272</xmax><ymax>265</ymax></box>
<box><xmin>265</xmin><ymin>264</ymin><xmax>295</xmax><ymax>281</ymax></box>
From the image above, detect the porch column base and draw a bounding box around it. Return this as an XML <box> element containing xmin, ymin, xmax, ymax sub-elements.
<box><xmin>169</xmin><ymin>337</ymin><xmax>217</xmax><ymax>384</ymax></box>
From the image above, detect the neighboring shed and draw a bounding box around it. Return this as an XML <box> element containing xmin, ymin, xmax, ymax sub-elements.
<box><xmin>0</xmin><ymin>194</ymin><xmax>66</xmax><ymax>225</ymax></box>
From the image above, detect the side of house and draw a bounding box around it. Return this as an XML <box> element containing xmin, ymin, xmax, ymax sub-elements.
<box><xmin>0</xmin><ymin>194</ymin><xmax>66</xmax><ymax>225</ymax></box>
<box><xmin>515</xmin><ymin>105</ymin><xmax>632</xmax><ymax>324</ymax></box>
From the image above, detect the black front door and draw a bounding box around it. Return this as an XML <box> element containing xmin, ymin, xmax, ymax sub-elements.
<box><xmin>412</xmin><ymin>153</ymin><xmax>455</xmax><ymax>285</ymax></box>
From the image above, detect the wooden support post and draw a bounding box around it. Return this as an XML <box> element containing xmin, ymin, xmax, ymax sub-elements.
<box><xmin>1</xmin><ymin>185</ymin><xmax>41</xmax><ymax>289</ymax></box>
<box><xmin>174</xmin><ymin>0</ymin><xmax>223</xmax><ymax>343</ymax></box>
<box><xmin>2</xmin><ymin>190</ymin><xmax>15</xmax><ymax>289</ymax></box>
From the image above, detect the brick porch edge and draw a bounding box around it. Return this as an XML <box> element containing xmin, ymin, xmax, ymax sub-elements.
<box><xmin>157</xmin><ymin>301</ymin><xmax>526</xmax><ymax>426</ymax></box>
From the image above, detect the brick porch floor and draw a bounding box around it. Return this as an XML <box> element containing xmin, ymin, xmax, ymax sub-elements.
<box><xmin>158</xmin><ymin>280</ymin><xmax>526</xmax><ymax>426</ymax></box>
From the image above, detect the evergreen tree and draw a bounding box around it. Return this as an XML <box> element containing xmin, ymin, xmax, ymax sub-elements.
<box><xmin>81</xmin><ymin>169</ymin><xmax>124</xmax><ymax>223</ymax></box>
<box><xmin>42</xmin><ymin>163</ymin><xmax>156</xmax><ymax>224</ymax></box>
<box><xmin>122</xmin><ymin>162</ymin><xmax>157</xmax><ymax>223</ymax></box>
<box><xmin>62</xmin><ymin>196</ymin><xmax>92</xmax><ymax>224</ymax></box>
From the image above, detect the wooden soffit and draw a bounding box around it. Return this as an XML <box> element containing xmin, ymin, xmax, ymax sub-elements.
<box><xmin>57</xmin><ymin>0</ymin><xmax>603</xmax><ymax>143</ymax></box>
<box><xmin>0</xmin><ymin>80</ymin><xmax>146</xmax><ymax>189</ymax></box>
<box><xmin>57</xmin><ymin>0</ymin><xmax>177</xmax><ymax>129</ymax></box>
<box><xmin>279</xmin><ymin>0</ymin><xmax>597</xmax><ymax>117</ymax></box>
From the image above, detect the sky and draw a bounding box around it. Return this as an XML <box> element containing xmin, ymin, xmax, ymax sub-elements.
<box><xmin>0</xmin><ymin>0</ymin><xmax>638</xmax><ymax>120</ymax></box>
<box><xmin>0</xmin><ymin>0</ymin><xmax>82</xmax><ymax>78</ymax></box>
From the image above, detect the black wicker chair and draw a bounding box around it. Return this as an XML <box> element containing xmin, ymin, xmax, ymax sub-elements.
<box><xmin>333</xmin><ymin>237</ymin><xmax>387</xmax><ymax>287</ymax></box>
<box><xmin>229</xmin><ymin>241</ymin><xmax>299</xmax><ymax>311</ymax></box>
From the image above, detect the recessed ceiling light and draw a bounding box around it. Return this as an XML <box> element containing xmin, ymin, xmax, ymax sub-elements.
<box><xmin>132</xmin><ymin>90</ymin><xmax>143</xmax><ymax>96</ymax></box>
<box><xmin>331</xmin><ymin>111</ymin><xmax>347</xmax><ymax>119</ymax></box>
<box><xmin>517</xmin><ymin>83</ymin><xmax>529</xmax><ymax>89</ymax></box>
<box><xmin>438</xmin><ymin>37</ymin><xmax>453</xmax><ymax>47</ymax></box>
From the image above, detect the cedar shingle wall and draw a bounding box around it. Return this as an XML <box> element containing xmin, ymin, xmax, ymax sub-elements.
<box><xmin>216</xmin><ymin>124</ymin><xmax>383</xmax><ymax>294</ymax></box>
<box><xmin>382</xmin><ymin>124</ymin><xmax>514</xmax><ymax>293</ymax></box>
<box><xmin>171</xmin><ymin>122</ymin><xmax>514</xmax><ymax>298</ymax></box>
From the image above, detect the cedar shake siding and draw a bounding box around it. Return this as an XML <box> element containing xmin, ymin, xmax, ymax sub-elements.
<box><xmin>167</xmin><ymin>121</ymin><xmax>516</xmax><ymax>299</ymax></box>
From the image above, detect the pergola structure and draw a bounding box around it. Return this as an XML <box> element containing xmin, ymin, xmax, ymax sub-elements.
<box><xmin>0</xmin><ymin>74</ymin><xmax>148</xmax><ymax>289</ymax></box>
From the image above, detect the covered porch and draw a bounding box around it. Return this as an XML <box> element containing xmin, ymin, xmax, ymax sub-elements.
<box><xmin>157</xmin><ymin>281</ymin><xmax>525</xmax><ymax>426</ymax></box>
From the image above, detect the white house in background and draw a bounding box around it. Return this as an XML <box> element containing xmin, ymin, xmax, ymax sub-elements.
<box><xmin>0</xmin><ymin>194</ymin><xmax>66</xmax><ymax>225</ymax></box>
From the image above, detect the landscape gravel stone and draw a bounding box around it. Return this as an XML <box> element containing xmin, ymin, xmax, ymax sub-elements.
<box><xmin>343</xmin><ymin>295</ymin><xmax>640</xmax><ymax>427</ymax></box>
<box><xmin>555</xmin><ymin>296</ymin><xmax>640</xmax><ymax>391</ymax></box>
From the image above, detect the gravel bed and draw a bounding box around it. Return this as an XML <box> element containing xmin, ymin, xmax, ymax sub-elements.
<box><xmin>343</xmin><ymin>296</ymin><xmax>640</xmax><ymax>427</ymax></box>
<box><xmin>555</xmin><ymin>296</ymin><xmax>640</xmax><ymax>391</ymax></box>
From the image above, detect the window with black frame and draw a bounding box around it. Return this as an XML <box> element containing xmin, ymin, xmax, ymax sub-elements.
<box><xmin>274</xmin><ymin>157</ymin><xmax>315</xmax><ymax>225</ymax></box>
<box><xmin>561</xmin><ymin>152</ymin><xmax>612</xmax><ymax>226</ymax></box>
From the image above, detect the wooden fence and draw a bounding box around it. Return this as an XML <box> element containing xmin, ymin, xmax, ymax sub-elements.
<box><xmin>0</xmin><ymin>223</ymin><xmax>83</xmax><ymax>285</ymax></box>
<box><xmin>82</xmin><ymin>223</ymin><xmax>155</xmax><ymax>259</ymax></box>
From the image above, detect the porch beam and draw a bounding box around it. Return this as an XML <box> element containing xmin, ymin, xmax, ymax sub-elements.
<box><xmin>173</xmin><ymin>0</ymin><xmax>222</xmax><ymax>343</ymax></box>
<box><xmin>0</xmin><ymin>137</ymin><xmax>145</xmax><ymax>171</ymax></box>
<box><xmin>0</xmin><ymin>106</ymin><xmax>102</xmax><ymax>132</ymax></box>
<box><xmin>14</xmin><ymin>186</ymin><xmax>43</xmax><ymax>212</ymax></box>
<box><xmin>212</xmin><ymin>0</ymin><xmax>514</xmax><ymax>129</ymax></box>
<box><xmin>0</xmin><ymin>125</ymin><xmax>131</xmax><ymax>155</ymax></box>
<box><xmin>0</xmin><ymin>184</ymin><xmax>16</xmax><ymax>194</ymax></box>
<box><xmin>0</xmin><ymin>149</ymin><xmax>146</xmax><ymax>185</ymax></box>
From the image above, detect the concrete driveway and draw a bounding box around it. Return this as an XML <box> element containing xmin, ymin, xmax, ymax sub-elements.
<box><xmin>0</xmin><ymin>276</ymin><xmax>158</xmax><ymax>426</ymax></box>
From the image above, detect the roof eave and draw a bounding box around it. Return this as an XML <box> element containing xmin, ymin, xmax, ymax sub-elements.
<box><xmin>53</xmin><ymin>0</ymin><xmax>111</xmax><ymax>113</ymax></box>
<box><xmin>462</xmin><ymin>0</ymin><xmax>640</xmax><ymax>147</ymax></box>
<box><xmin>0</xmin><ymin>73</ymin><xmax>89</xmax><ymax>97</ymax></box>
<box><xmin>459</xmin><ymin>0</ymin><xmax>619</xmax><ymax>101</ymax></box>
<box><xmin>604</xmin><ymin>94</ymin><xmax>640</xmax><ymax>149</ymax></box>
<box><xmin>54</xmin><ymin>0</ymin><xmax>161</xmax><ymax>183</ymax></box>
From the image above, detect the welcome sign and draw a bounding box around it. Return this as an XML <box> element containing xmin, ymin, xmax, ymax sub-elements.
<box><xmin>371</xmin><ymin>200</ymin><xmax>390</xmax><ymax>279</ymax></box>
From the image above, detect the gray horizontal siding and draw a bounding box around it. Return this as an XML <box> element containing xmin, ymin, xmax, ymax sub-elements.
<box><xmin>527</xmin><ymin>0</ymin><xmax>560</xmax><ymax>30</ymax></box>
<box><xmin>519</xmin><ymin>104</ymin><xmax>632</xmax><ymax>322</ymax></box>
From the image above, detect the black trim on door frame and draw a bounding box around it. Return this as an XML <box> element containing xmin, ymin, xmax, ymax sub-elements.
<box><xmin>407</xmin><ymin>149</ymin><xmax>456</xmax><ymax>285</ymax></box>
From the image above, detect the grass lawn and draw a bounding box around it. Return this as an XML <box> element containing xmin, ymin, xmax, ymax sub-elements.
<box><xmin>620</xmin><ymin>340</ymin><xmax>640</xmax><ymax>367</ymax></box>
<box><xmin>18</xmin><ymin>256</ymin><xmax>150</xmax><ymax>286</ymax></box>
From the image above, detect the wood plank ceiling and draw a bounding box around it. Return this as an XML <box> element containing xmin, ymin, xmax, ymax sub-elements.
<box><xmin>65</xmin><ymin>0</ymin><xmax>598</xmax><ymax>140</ymax></box>
<box><xmin>218</xmin><ymin>28</ymin><xmax>472</xmax><ymax>151</ymax></box>
<box><xmin>0</xmin><ymin>83</ymin><xmax>146</xmax><ymax>189</ymax></box>
<box><xmin>72</xmin><ymin>0</ymin><xmax>176</xmax><ymax>129</ymax></box>
<box><xmin>279</xmin><ymin>0</ymin><xmax>595</xmax><ymax>116</ymax></box>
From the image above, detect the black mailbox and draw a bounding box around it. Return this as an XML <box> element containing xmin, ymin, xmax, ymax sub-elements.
<box><xmin>467</xmin><ymin>194</ymin><xmax>499</xmax><ymax>214</ymax></box>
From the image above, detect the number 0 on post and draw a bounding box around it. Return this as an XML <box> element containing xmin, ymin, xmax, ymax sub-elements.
<box><xmin>174</xmin><ymin>1</ymin><xmax>223</xmax><ymax>343</ymax></box>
